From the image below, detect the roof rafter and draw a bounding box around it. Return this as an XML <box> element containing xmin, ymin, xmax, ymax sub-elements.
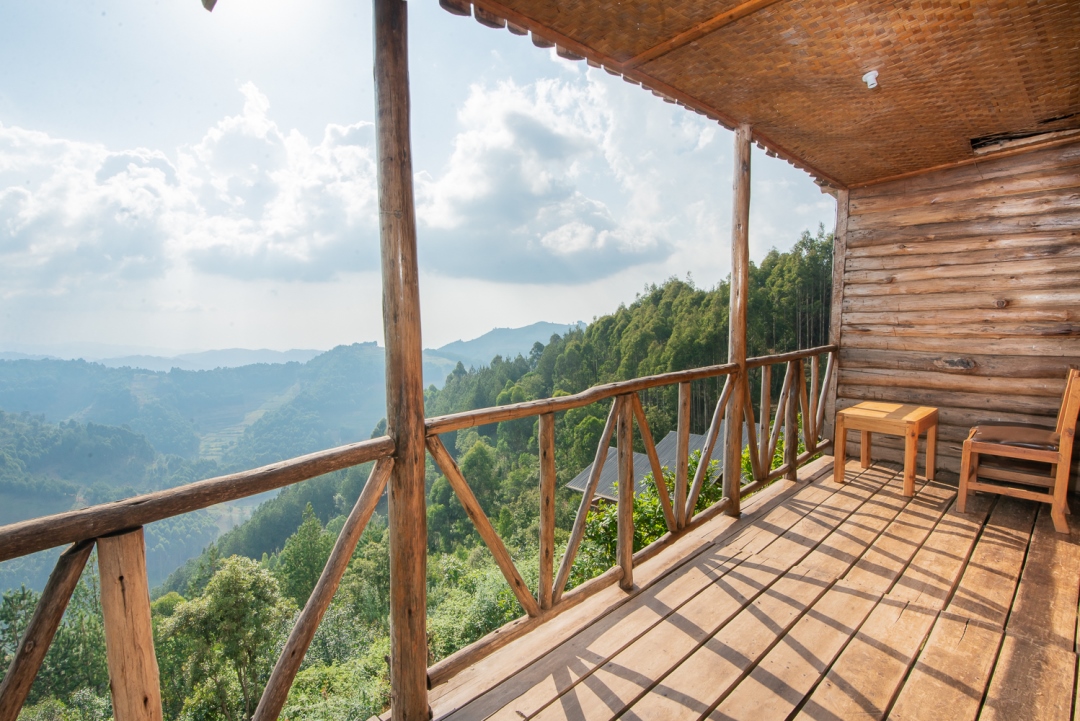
<box><xmin>623</xmin><ymin>0</ymin><xmax>788</xmax><ymax>70</ymax></box>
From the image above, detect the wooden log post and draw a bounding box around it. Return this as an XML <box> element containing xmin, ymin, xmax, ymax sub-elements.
<box><xmin>809</xmin><ymin>354</ymin><xmax>820</xmax><ymax>447</ymax></box>
<box><xmin>823</xmin><ymin>189</ymin><xmax>849</xmax><ymax>443</ymax></box>
<box><xmin>785</xmin><ymin>361</ymin><xmax>799</xmax><ymax>480</ymax></box>
<box><xmin>538</xmin><ymin>413</ymin><xmax>556</xmax><ymax>610</ymax></box>
<box><xmin>675</xmin><ymin>382</ymin><xmax>691</xmax><ymax>528</ymax></box>
<box><xmin>798</xmin><ymin>359</ymin><xmax>812</xmax><ymax>455</ymax></box>
<box><xmin>374</xmin><ymin>1</ymin><xmax>428</xmax><ymax>717</ymax></box>
<box><xmin>742</xmin><ymin>384</ymin><xmax>763</xmax><ymax>482</ymax></box>
<box><xmin>0</xmin><ymin>540</ymin><xmax>94</xmax><ymax>721</ymax></box>
<box><xmin>616</xmin><ymin>395</ymin><xmax>635</xmax><ymax>590</ymax></box>
<box><xmin>758</xmin><ymin>364</ymin><xmax>771</xmax><ymax>473</ymax></box>
<box><xmin>725</xmin><ymin>123</ymin><xmax>752</xmax><ymax>515</ymax></box>
<box><xmin>97</xmin><ymin>529</ymin><xmax>162</xmax><ymax>721</ymax></box>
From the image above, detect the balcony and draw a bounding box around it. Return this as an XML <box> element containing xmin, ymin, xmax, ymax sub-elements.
<box><xmin>425</xmin><ymin>458</ymin><xmax>1079</xmax><ymax>720</ymax></box>
<box><xmin>2</xmin><ymin>0</ymin><xmax>1077</xmax><ymax>719</ymax></box>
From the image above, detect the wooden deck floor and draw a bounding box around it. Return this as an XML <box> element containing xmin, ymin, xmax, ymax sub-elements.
<box><xmin>426</xmin><ymin>457</ymin><xmax>1080</xmax><ymax>721</ymax></box>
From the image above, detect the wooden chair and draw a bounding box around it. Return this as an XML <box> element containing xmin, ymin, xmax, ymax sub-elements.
<box><xmin>957</xmin><ymin>368</ymin><xmax>1080</xmax><ymax>533</ymax></box>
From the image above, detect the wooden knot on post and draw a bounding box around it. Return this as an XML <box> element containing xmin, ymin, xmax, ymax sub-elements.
<box><xmin>995</xmin><ymin>299</ymin><xmax>1009</xmax><ymax>308</ymax></box>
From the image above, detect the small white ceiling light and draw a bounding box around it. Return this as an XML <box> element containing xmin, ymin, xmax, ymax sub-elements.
<box><xmin>862</xmin><ymin>70</ymin><xmax>879</xmax><ymax>89</ymax></box>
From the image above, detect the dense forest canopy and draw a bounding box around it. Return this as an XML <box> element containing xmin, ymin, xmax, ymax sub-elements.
<box><xmin>4</xmin><ymin>227</ymin><xmax>832</xmax><ymax>721</ymax></box>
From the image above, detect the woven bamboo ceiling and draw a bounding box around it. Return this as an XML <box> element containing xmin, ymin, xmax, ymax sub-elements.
<box><xmin>441</xmin><ymin>0</ymin><xmax>1080</xmax><ymax>188</ymax></box>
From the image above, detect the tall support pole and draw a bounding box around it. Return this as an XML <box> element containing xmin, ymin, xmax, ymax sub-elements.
<box><xmin>538</xmin><ymin>413</ymin><xmax>556</xmax><ymax>610</ymax></box>
<box><xmin>725</xmin><ymin>124</ymin><xmax>752</xmax><ymax>516</ymax></box>
<box><xmin>823</xmin><ymin>189</ymin><xmax>849</xmax><ymax>444</ymax></box>
<box><xmin>675</xmin><ymin>382</ymin><xmax>690</xmax><ymax>528</ymax></box>
<box><xmin>374</xmin><ymin>1</ymin><xmax>428</xmax><ymax>718</ymax></box>
<box><xmin>616</xmin><ymin>396</ymin><xmax>635</xmax><ymax>590</ymax></box>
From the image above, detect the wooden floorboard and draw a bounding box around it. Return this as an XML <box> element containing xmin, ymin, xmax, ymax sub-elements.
<box><xmin>419</xmin><ymin>458</ymin><xmax>1080</xmax><ymax>721</ymax></box>
<box><xmin>430</xmin><ymin>458</ymin><xmax>836</xmax><ymax>720</ymax></box>
<box><xmin>887</xmin><ymin>497</ymin><xmax>1036</xmax><ymax>721</ymax></box>
<box><xmin>709</xmin><ymin>476</ymin><xmax>940</xmax><ymax>719</ymax></box>
<box><xmin>564</xmin><ymin>465</ymin><xmax>903</xmax><ymax>721</ymax></box>
<box><xmin>452</xmin><ymin>462</ymin><xmax>876</xmax><ymax>721</ymax></box>
<box><xmin>980</xmin><ymin>634</ymin><xmax>1076</xmax><ymax>721</ymax></box>
<box><xmin>794</xmin><ymin>486</ymin><xmax>994</xmax><ymax>721</ymax></box>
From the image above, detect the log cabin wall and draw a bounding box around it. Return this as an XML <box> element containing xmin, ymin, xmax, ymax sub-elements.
<box><xmin>834</xmin><ymin>139</ymin><xmax>1080</xmax><ymax>484</ymax></box>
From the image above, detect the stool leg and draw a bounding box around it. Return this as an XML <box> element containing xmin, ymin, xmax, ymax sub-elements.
<box><xmin>903</xmin><ymin>425</ymin><xmax>916</xmax><ymax>497</ymax></box>
<box><xmin>833</xmin><ymin>414</ymin><xmax>846</xmax><ymax>484</ymax></box>
<box><xmin>860</xmin><ymin>430</ymin><xmax>872</xmax><ymax>469</ymax></box>
<box><xmin>925</xmin><ymin>424</ymin><xmax>937</xmax><ymax>482</ymax></box>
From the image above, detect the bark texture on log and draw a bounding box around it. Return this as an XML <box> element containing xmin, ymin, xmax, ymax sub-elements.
<box><xmin>725</xmin><ymin>124</ymin><xmax>752</xmax><ymax>515</ymax></box>
<box><xmin>98</xmin><ymin>529</ymin><xmax>162</xmax><ymax>721</ymax></box>
<box><xmin>374</xmin><ymin>1</ymin><xmax>429</xmax><ymax>717</ymax></box>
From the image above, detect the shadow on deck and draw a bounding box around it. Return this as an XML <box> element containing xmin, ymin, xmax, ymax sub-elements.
<box><xmin>426</xmin><ymin>457</ymin><xmax>1080</xmax><ymax>720</ymax></box>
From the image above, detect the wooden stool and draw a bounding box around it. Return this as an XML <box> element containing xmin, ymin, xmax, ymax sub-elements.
<box><xmin>834</xmin><ymin>401</ymin><xmax>938</xmax><ymax>496</ymax></box>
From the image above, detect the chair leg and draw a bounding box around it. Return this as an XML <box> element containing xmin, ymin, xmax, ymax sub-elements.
<box><xmin>1050</xmin><ymin>464</ymin><xmax>1070</xmax><ymax>514</ymax></box>
<box><xmin>957</xmin><ymin>441</ymin><xmax>973</xmax><ymax>513</ymax></box>
<box><xmin>833</xmin><ymin>414</ymin><xmax>846</xmax><ymax>485</ymax></box>
<box><xmin>1051</xmin><ymin>456</ymin><xmax>1070</xmax><ymax>534</ymax></box>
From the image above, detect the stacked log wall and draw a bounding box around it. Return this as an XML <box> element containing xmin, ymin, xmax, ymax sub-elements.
<box><xmin>835</xmin><ymin>139</ymin><xmax>1080</xmax><ymax>483</ymax></box>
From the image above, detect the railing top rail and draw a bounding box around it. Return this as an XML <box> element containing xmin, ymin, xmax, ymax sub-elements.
<box><xmin>425</xmin><ymin>344</ymin><xmax>836</xmax><ymax>435</ymax></box>
<box><xmin>0</xmin><ymin>436</ymin><xmax>395</xmax><ymax>564</ymax></box>
<box><xmin>425</xmin><ymin>362</ymin><xmax>739</xmax><ymax>435</ymax></box>
<box><xmin>745</xmin><ymin>344</ymin><xmax>836</xmax><ymax>369</ymax></box>
<box><xmin>0</xmin><ymin>344</ymin><xmax>837</xmax><ymax>564</ymax></box>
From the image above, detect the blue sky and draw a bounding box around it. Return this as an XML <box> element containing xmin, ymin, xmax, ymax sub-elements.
<box><xmin>0</xmin><ymin>0</ymin><xmax>835</xmax><ymax>354</ymax></box>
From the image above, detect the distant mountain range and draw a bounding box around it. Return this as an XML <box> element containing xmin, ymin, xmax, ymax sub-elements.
<box><xmin>0</xmin><ymin>320</ymin><xmax>583</xmax><ymax>375</ymax></box>
<box><xmin>431</xmin><ymin>321</ymin><xmax>584</xmax><ymax>370</ymax></box>
<box><xmin>0</xmin><ymin>320</ymin><xmax>582</xmax><ymax>478</ymax></box>
<box><xmin>0</xmin><ymin>320</ymin><xmax>583</xmax><ymax>591</ymax></box>
<box><xmin>95</xmin><ymin>348</ymin><xmax>325</xmax><ymax>372</ymax></box>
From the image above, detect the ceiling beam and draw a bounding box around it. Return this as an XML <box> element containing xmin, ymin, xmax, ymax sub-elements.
<box><xmin>624</xmin><ymin>0</ymin><xmax>787</xmax><ymax>70</ymax></box>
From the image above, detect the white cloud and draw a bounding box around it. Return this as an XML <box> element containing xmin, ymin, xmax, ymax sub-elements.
<box><xmin>1</xmin><ymin>75</ymin><xmax>834</xmax><ymax>301</ymax></box>
<box><xmin>0</xmin><ymin>72</ymin><xmax>836</xmax><ymax>352</ymax></box>
<box><xmin>413</xmin><ymin>76</ymin><xmax>736</xmax><ymax>283</ymax></box>
<box><xmin>0</xmin><ymin>83</ymin><xmax>381</xmax><ymax>297</ymax></box>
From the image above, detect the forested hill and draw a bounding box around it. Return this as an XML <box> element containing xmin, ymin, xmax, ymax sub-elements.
<box><xmin>0</xmin><ymin>343</ymin><xmax>403</xmax><ymax>593</ymax></box>
<box><xmin>0</xmin><ymin>342</ymin><xmax>395</xmax><ymax>467</ymax></box>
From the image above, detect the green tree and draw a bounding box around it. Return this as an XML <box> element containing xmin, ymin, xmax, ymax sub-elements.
<box><xmin>0</xmin><ymin>584</ymin><xmax>36</xmax><ymax>668</ymax></box>
<box><xmin>164</xmin><ymin>556</ymin><xmax>296</xmax><ymax>721</ymax></box>
<box><xmin>273</xmin><ymin>503</ymin><xmax>335</xmax><ymax>607</ymax></box>
<box><xmin>152</xmin><ymin>591</ymin><xmax>190</xmax><ymax>718</ymax></box>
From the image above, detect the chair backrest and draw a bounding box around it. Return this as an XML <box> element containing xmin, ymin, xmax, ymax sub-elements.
<box><xmin>1056</xmin><ymin>367</ymin><xmax>1080</xmax><ymax>436</ymax></box>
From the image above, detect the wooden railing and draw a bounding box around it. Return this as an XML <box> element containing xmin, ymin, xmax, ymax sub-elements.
<box><xmin>0</xmin><ymin>345</ymin><xmax>835</xmax><ymax>721</ymax></box>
